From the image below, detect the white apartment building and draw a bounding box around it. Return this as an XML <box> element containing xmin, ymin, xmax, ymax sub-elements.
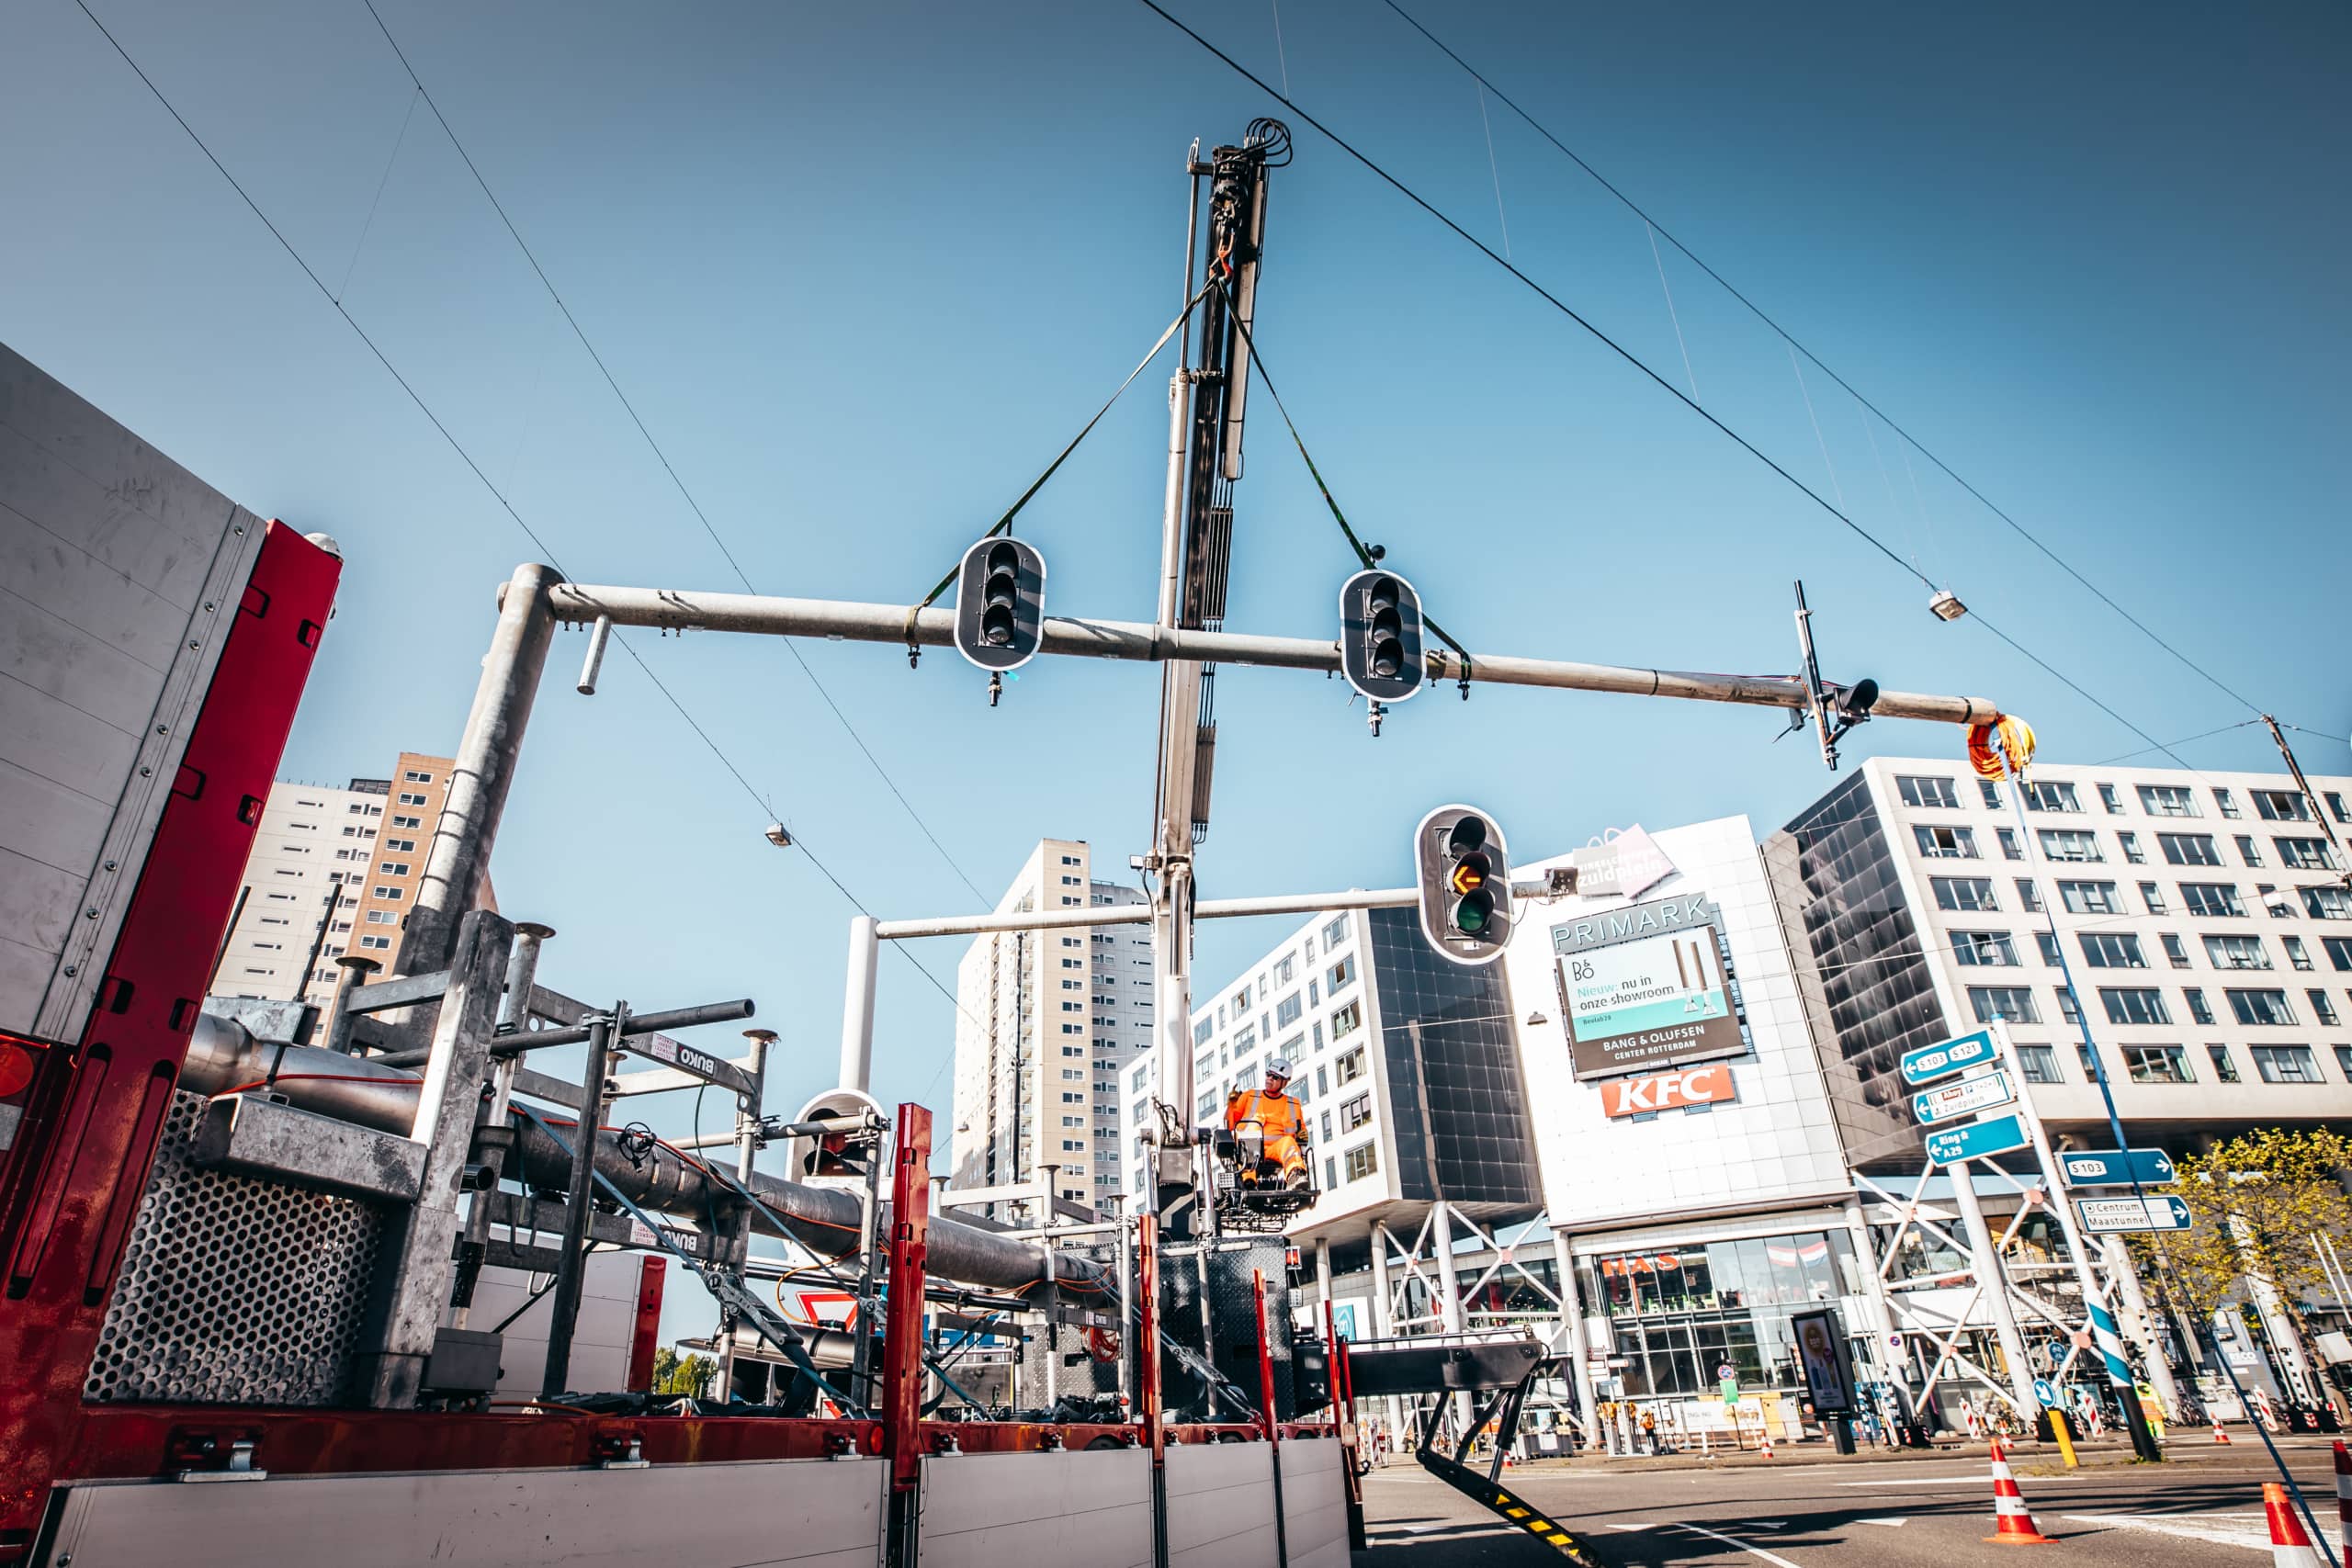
<box><xmin>949</xmin><ymin>840</ymin><xmax>1153</xmax><ymax>1208</ymax></box>
<box><xmin>1771</xmin><ymin>755</ymin><xmax>2352</xmax><ymax>1165</ymax></box>
<box><xmin>212</xmin><ymin>778</ymin><xmax>387</xmax><ymax>1000</ymax></box>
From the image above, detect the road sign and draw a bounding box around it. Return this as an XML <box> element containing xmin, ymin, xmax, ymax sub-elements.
<box><xmin>2058</xmin><ymin>1148</ymin><xmax>2177</xmax><ymax>1188</ymax></box>
<box><xmin>1899</xmin><ymin>1029</ymin><xmax>1997</xmax><ymax>1087</ymax></box>
<box><xmin>2075</xmin><ymin>1195</ymin><xmax>2194</xmax><ymax>1235</ymax></box>
<box><xmin>1925</xmin><ymin>1112</ymin><xmax>2030</xmax><ymax>1165</ymax></box>
<box><xmin>1911</xmin><ymin>1067</ymin><xmax>2014</xmax><ymax>1126</ymax></box>
<box><xmin>2033</xmin><ymin>1377</ymin><xmax>2057</xmax><ymax>1406</ymax></box>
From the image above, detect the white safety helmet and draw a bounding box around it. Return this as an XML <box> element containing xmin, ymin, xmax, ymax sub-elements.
<box><xmin>1266</xmin><ymin>1057</ymin><xmax>1294</xmax><ymax>1079</ymax></box>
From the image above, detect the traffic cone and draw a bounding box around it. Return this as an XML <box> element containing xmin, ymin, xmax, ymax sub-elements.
<box><xmin>1758</xmin><ymin>1432</ymin><xmax>1774</xmax><ymax>1460</ymax></box>
<box><xmin>2331</xmin><ymin>1443</ymin><xmax>2349</xmax><ymax>1568</ymax></box>
<box><xmin>2261</xmin><ymin>1483</ymin><xmax>2325</xmax><ymax>1567</ymax></box>
<box><xmin>2214</xmin><ymin>1414</ymin><xmax>2233</xmax><ymax>1444</ymax></box>
<box><xmin>1983</xmin><ymin>1440</ymin><xmax>2054</xmax><ymax>1545</ymax></box>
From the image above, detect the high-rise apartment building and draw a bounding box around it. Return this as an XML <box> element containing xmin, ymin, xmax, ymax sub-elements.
<box><xmin>950</xmin><ymin>840</ymin><xmax>1153</xmax><ymax>1209</ymax></box>
<box><xmin>213</xmin><ymin>752</ymin><xmax>469</xmax><ymax>1001</ymax></box>
<box><xmin>1768</xmin><ymin>755</ymin><xmax>2352</xmax><ymax>1171</ymax></box>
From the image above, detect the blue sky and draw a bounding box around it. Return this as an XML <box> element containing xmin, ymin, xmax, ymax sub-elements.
<box><xmin>6</xmin><ymin>1</ymin><xmax>2345</xmax><ymax>1342</ymax></box>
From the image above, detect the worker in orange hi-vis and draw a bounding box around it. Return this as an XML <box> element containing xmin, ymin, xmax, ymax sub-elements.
<box><xmin>1227</xmin><ymin>1058</ymin><xmax>1310</xmax><ymax>1189</ymax></box>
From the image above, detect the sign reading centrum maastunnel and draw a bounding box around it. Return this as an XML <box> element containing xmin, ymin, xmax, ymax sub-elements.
<box><xmin>1552</xmin><ymin>891</ymin><xmax>1747</xmax><ymax>1080</ymax></box>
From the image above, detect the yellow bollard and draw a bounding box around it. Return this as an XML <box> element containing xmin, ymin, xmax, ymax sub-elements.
<box><xmin>2049</xmin><ymin>1408</ymin><xmax>2078</xmax><ymax>1470</ymax></box>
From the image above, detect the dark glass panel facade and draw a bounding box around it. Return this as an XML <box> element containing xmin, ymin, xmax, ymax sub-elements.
<box><xmin>1367</xmin><ymin>908</ymin><xmax>1540</xmax><ymax>1206</ymax></box>
<box><xmin>1762</xmin><ymin>773</ymin><xmax>1939</xmax><ymax>1171</ymax></box>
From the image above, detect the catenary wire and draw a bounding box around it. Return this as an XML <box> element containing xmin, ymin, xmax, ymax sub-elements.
<box><xmin>1132</xmin><ymin>0</ymin><xmax>2232</xmax><ymax>779</ymax></box>
<box><xmin>359</xmin><ymin>0</ymin><xmax>985</xmax><ymax>901</ymax></box>
<box><xmin>1374</xmin><ymin>0</ymin><xmax>2270</xmax><ymax>722</ymax></box>
<box><xmin>68</xmin><ymin>0</ymin><xmax>981</xmax><ymax>1032</ymax></box>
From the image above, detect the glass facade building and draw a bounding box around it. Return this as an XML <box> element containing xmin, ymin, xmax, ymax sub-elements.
<box><xmin>1762</xmin><ymin>774</ymin><xmax>1941</xmax><ymax>1171</ymax></box>
<box><xmin>1587</xmin><ymin>1229</ymin><xmax>1868</xmax><ymax>1399</ymax></box>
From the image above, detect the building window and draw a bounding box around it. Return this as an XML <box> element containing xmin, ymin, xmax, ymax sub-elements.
<box><xmin>2159</xmin><ymin>833</ymin><xmax>2222</xmax><ymax>867</ymax></box>
<box><xmin>1916</xmin><ymin>825</ymin><xmax>1979</xmax><ymax>859</ymax></box>
<box><xmin>1275</xmin><ymin>993</ymin><xmax>1303</xmax><ymax>1027</ymax></box>
<box><xmin>2204</xmin><ymin>934</ymin><xmax>2271</xmax><ymax>971</ymax></box>
<box><xmin>2097</xmin><ymin>783</ymin><xmax>2123</xmax><ymax>814</ymax></box>
<box><xmin>2056</xmin><ymin>987</ymin><xmax>2083</xmax><ymax>1024</ymax></box>
<box><xmin>2024</xmin><ymin>781</ymin><xmax>2082</xmax><ymax>813</ymax></box>
<box><xmin>373</xmin><ymin>886</ymin><xmax>402</xmax><ymax>900</ymax></box>
<box><xmin>2016</xmin><ymin>878</ymin><xmax>2043</xmax><ymax>913</ymax></box>
<box><xmin>1897</xmin><ymin>774</ymin><xmax>1962</xmax><ymax>809</ymax></box>
<box><xmin>2208</xmin><ymin>1044</ymin><xmax>2238</xmax><ymax>1082</ymax></box>
<box><xmin>1340</xmin><ymin>1092</ymin><xmax>1374</xmax><ymax>1132</ymax></box>
<box><xmin>2225</xmin><ymin>988</ymin><xmax>2296</xmax><ymax>1026</ymax></box>
<box><xmin>2335</xmin><ymin>1044</ymin><xmax>2352</xmax><ymax>1082</ymax></box>
<box><xmin>1341</xmin><ymin>1143</ymin><xmax>1379</xmax><ymax>1182</ymax></box>
<box><xmin>2138</xmin><ymin>881</ymin><xmax>2167</xmax><ymax>915</ymax></box>
<box><xmin>2036</xmin><ymin>931</ymin><xmax>2063</xmax><ymax>966</ymax></box>
<box><xmin>392</xmin><ymin>814</ymin><xmax>422</xmax><ymax>829</ymax></box>
<box><xmin>1321</xmin><ymin>915</ymin><xmax>1349</xmax><ymax>951</ymax></box>
<box><xmin>2327</xmin><ymin>792</ymin><xmax>2351</xmax><ymax>825</ymax></box>
<box><xmin>1327</xmin><ymin>954</ymin><xmax>1356</xmax><ymax>990</ymax></box>
<box><xmin>2182</xmin><ymin>882</ymin><xmax>2245</xmax><ymax>918</ymax></box>
<box><xmin>2250</xmin><ymin>1044</ymin><xmax>2321</xmax><ymax>1084</ymax></box>
<box><xmin>2285</xmin><ymin>936</ymin><xmax>2315</xmax><ymax>971</ymax></box>
<box><xmin>358</xmin><ymin>934</ymin><xmax>391</xmax><ymax>950</ymax></box>
<box><xmin>2214</xmin><ymin>788</ymin><xmax>2241</xmax><ymax>818</ymax></box>
<box><xmin>2038</xmin><ymin>829</ymin><xmax>2101</xmax><ymax>863</ymax></box>
<box><xmin>2276</xmin><ymin>837</ymin><xmax>2340</xmax><ymax>873</ymax></box>
<box><xmin>1334</xmin><ymin>1046</ymin><xmax>1367</xmax><ymax>1085</ymax></box>
<box><xmin>2253</xmin><ymin>789</ymin><xmax>2311</xmax><ymax>822</ymax></box>
<box><xmin>1932</xmin><ymin>876</ymin><xmax>1998</xmax><ymax>912</ymax></box>
<box><xmin>2308</xmin><ymin>989</ymin><xmax>2339</xmax><ymax>1027</ymax></box>
<box><xmin>2138</xmin><ymin>784</ymin><xmax>2199</xmax><ymax>818</ymax></box>
<box><xmin>2184</xmin><ymin>987</ymin><xmax>2214</xmax><ymax>1024</ymax></box>
<box><xmin>1996</xmin><ymin>829</ymin><xmax>2022</xmax><ymax>861</ymax></box>
<box><xmin>1951</xmin><ymin>931</ymin><xmax>2019</xmax><ymax>967</ymax></box>
<box><xmin>2326</xmin><ymin>937</ymin><xmax>2352</xmax><ymax>972</ymax></box>
<box><xmin>1979</xmin><ymin>778</ymin><xmax>2004</xmax><ymax>809</ymax></box>
<box><xmin>2077</xmin><ymin>1043</ymin><xmax>2101</xmax><ymax>1080</ymax></box>
<box><xmin>2256</xmin><ymin>886</ymin><xmax>2294</xmax><ymax>918</ymax></box>
<box><xmin>2079</xmin><ymin>932</ymin><xmax>2146</xmax><ymax>969</ymax></box>
<box><xmin>2159</xmin><ymin>933</ymin><xmax>2189</xmax><ymax>968</ymax></box>
<box><xmin>1193</xmin><ymin>1017</ymin><xmax>1214</xmax><ymax>1045</ymax></box>
<box><xmin>1968</xmin><ymin>986</ymin><xmax>2040</xmax><ymax>1025</ymax></box>
<box><xmin>1330</xmin><ymin>1000</ymin><xmax>1362</xmax><ymax>1040</ymax></box>
<box><xmin>2235</xmin><ymin>835</ymin><xmax>2263</xmax><ymax>867</ymax></box>
<box><xmin>2117</xmin><ymin>832</ymin><xmax>2145</xmax><ymax>864</ymax></box>
<box><xmin>2015</xmin><ymin>1043</ymin><xmax>2064</xmax><ymax>1084</ymax></box>
<box><xmin>2121</xmin><ymin>1044</ymin><xmax>2192</xmax><ymax>1083</ymax></box>
<box><xmin>364</xmin><ymin>909</ymin><xmax>394</xmax><ymax>925</ymax></box>
<box><xmin>2100</xmin><ymin>987</ymin><xmax>2171</xmax><ymax>1026</ymax></box>
<box><xmin>397</xmin><ymin>792</ymin><xmax>427</xmax><ymax>807</ymax></box>
<box><xmin>2058</xmin><ymin>880</ymin><xmax>2121</xmax><ymax>915</ymax></box>
<box><xmin>2303</xmin><ymin>886</ymin><xmax>2352</xmax><ymax>921</ymax></box>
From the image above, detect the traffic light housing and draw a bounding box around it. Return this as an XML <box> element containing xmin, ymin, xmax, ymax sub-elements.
<box><xmin>954</xmin><ymin>536</ymin><xmax>1046</xmax><ymax>671</ymax></box>
<box><xmin>1339</xmin><ymin>568</ymin><xmax>1423</xmax><ymax>705</ymax></box>
<box><xmin>1415</xmin><ymin>804</ymin><xmax>1511</xmax><ymax>965</ymax></box>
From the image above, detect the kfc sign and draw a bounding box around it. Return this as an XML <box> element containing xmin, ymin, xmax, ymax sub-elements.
<box><xmin>1600</xmin><ymin>1063</ymin><xmax>1736</xmax><ymax>1118</ymax></box>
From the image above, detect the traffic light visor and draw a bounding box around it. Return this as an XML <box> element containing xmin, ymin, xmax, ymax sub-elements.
<box><xmin>1446</xmin><ymin>817</ymin><xmax>1487</xmax><ymax>855</ymax></box>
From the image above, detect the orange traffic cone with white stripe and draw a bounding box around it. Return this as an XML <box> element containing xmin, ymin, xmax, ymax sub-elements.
<box><xmin>1758</xmin><ymin>1431</ymin><xmax>1774</xmax><ymax>1459</ymax></box>
<box><xmin>1983</xmin><ymin>1439</ymin><xmax>2053</xmax><ymax>1545</ymax></box>
<box><xmin>2330</xmin><ymin>1444</ymin><xmax>2349</xmax><ymax>1568</ymax></box>
<box><xmin>2213</xmin><ymin>1413</ymin><xmax>2233</xmax><ymax>1443</ymax></box>
<box><xmin>2262</xmin><ymin>1483</ymin><xmax>2325</xmax><ymax>1567</ymax></box>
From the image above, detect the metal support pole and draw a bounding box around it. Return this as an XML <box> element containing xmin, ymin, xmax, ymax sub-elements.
<box><xmin>1946</xmin><ymin>1164</ymin><xmax>2042</xmax><ymax>1419</ymax></box>
<box><xmin>542</xmin><ymin>1004</ymin><xmax>619</xmax><ymax>1399</ymax></box>
<box><xmin>1252</xmin><ymin>1269</ymin><xmax>1290</xmax><ymax>1568</ymax></box>
<box><xmin>1114</xmin><ymin>1194</ymin><xmax>1135</xmax><ymax>1407</ymax></box>
<box><xmin>1138</xmin><ymin>1212</ymin><xmax>1167</xmax><ymax>1568</ymax></box>
<box><xmin>1370</xmin><ymin>1220</ymin><xmax>1402</xmax><ymax>1448</ymax></box>
<box><xmin>876</xmin><ymin>886</ymin><xmax>1414</xmax><ymax>941</ymax></box>
<box><xmin>575</xmin><ymin>614</ymin><xmax>611</xmax><ymax>695</ymax></box>
<box><xmin>2101</xmin><ymin>1234</ymin><xmax>2186</xmax><ymax>1422</ymax></box>
<box><xmin>714</xmin><ymin>1027</ymin><xmax>775</xmax><ymax>1402</ymax></box>
<box><xmin>1843</xmin><ymin>1197</ymin><xmax>1909</xmax><ymax>1439</ymax></box>
<box><xmin>322</xmin><ymin>953</ymin><xmax>379</xmax><ymax>1055</ymax></box>
<box><xmin>1430</xmin><ymin>1201</ymin><xmax>1472</xmax><ymax>1441</ymax></box>
<box><xmin>841</xmin><ymin>914</ymin><xmax>879</xmax><ymax>1093</ymax></box>
<box><xmin>453</xmin><ymin>920</ymin><xmax>557</xmax><ymax>1327</ymax></box>
<box><xmin>883</xmin><ymin>1104</ymin><xmax>934</xmax><ymax>1568</ymax></box>
<box><xmin>1551</xmin><ymin>1227</ymin><xmax>1600</xmax><ymax>1452</ymax></box>
<box><xmin>403</xmin><ymin>563</ymin><xmax>564</xmax><ymax>980</ymax></box>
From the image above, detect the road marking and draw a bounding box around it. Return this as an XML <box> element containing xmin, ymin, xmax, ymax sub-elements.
<box><xmin>1743</xmin><ymin>1519</ymin><xmax>1788</xmax><ymax>1529</ymax></box>
<box><xmin>2062</xmin><ymin>1512</ymin><xmax>2279</xmax><ymax>1551</ymax></box>
<box><xmin>1857</xmin><ymin>1518</ymin><xmax>1906</xmax><ymax>1527</ymax></box>
<box><xmin>1674</xmin><ymin>1522</ymin><xmax>1808</xmax><ymax>1567</ymax></box>
<box><xmin>1833</xmin><ymin>1474</ymin><xmax>2089</xmax><ymax>1487</ymax></box>
<box><xmin>1606</xmin><ymin>1523</ymin><xmax>1649</xmax><ymax>1532</ymax></box>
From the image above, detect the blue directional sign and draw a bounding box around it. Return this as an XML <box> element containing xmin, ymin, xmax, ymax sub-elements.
<box><xmin>2075</xmin><ymin>1195</ymin><xmax>2194</xmax><ymax>1235</ymax></box>
<box><xmin>1912</xmin><ymin>1068</ymin><xmax>2015</xmax><ymax>1126</ymax></box>
<box><xmin>2058</xmin><ymin>1148</ymin><xmax>2177</xmax><ymax>1188</ymax></box>
<box><xmin>1924</xmin><ymin>1112</ymin><xmax>2030</xmax><ymax>1166</ymax></box>
<box><xmin>1899</xmin><ymin>1029</ymin><xmax>1997</xmax><ymax>1087</ymax></box>
<box><xmin>2033</xmin><ymin>1377</ymin><xmax>2057</xmax><ymax>1407</ymax></box>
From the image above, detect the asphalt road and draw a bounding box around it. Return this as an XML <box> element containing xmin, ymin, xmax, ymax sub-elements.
<box><xmin>1354</xmin><ymin>1440</ymin><xmax>2348</xmax><ymax>1565</ymax></box>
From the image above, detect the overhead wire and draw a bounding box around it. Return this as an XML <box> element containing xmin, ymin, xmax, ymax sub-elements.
<box><xmin>1129</xmin><ymin>0</ymin><xmax>2239</xmax><ymax>778</ymax></box>
<box><xmin>1372</xmin><ymin>0</ymin><xmax>2270</xmax><ymax>722</ymax></box>
<box><xmin>67</xmin><ymin>0</ymin><xmax>981</xmax><ymax>1033</ymax></box>
<box><xmin>358</xmin><ymin>0</ymin><xmax>986</xmax><ymax>902</ymax></box>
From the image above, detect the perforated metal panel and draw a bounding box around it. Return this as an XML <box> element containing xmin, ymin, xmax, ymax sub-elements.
<box><xmin>84</xmin><ymin>1091</ymin><xmax>383</xmax><ymax>1405</ymax></box>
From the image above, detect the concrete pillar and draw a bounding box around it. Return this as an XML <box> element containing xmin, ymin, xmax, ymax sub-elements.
<box><xmin>1315</xmin><ymin>1237</ymin><xmax>1333</xmax><ymax>1310</ymax></box>
<box><xmin>1370</xmin><ymin>1221</ymin><xmax>1403</xmax><ymax>1445</ymax></box>
<box><xmin>840</xmin><ymin>915</ymin><xmax>878</xmax><ymax>1093</ymax></box>
<box><xmin>1430</xmin><ymin>1203</ymin><xmax>1472</xmax><ymax>1441</ymax></box>
<box><xmin>2101</xmin><ymin>1234</ymin><xmax>2186</xmax><ymax>1421</ymax></box>
<box><xmin>1551</xmin><ymin>1226</ymin><xmax>1600</xmax><ymax>1453</ymax></box>
<box><xmin>1842</xmin><ymin>1198</ymin><xmax>1905</xmax><ymax>1430</ymax></box>
<box><xmin>1947</xmin><ymin>1165</ymin><xmax>2042</xmax><ymax>1418</ymax></box>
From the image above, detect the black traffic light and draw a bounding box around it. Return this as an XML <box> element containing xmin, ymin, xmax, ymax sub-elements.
<box><xmin>954</xmin><ymin>536</ymin><xmax>1046</xmax><ymax>672</ymax></box>
<box><xmin>1414</xmin><ymin>804</ymin><xmax>1511</xmax><ymax>966</ymax></box>
<box><xmin>1338</xmin><ymin>568</ymin><xmax>1423</xmax><ymax>706</ymax></box>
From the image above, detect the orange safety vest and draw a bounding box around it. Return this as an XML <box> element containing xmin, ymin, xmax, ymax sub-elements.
<box><xmin>1227</xmin><ymin>1089</ymin><xmax>1303</xmax><ymax>1140</ymax></box>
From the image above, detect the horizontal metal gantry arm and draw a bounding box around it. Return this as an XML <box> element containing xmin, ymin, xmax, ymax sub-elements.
<box><xmin>539</xmin><ymin>581</ymin><xmax>2002</xmax><ymax>727</ymax></box>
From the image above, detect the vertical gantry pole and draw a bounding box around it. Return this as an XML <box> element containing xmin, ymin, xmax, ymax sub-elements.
<box><xmin>842</xmin><ymin>914</ymin><xmax>879</xmax><ymax>1093</ymax></box>
<box><xmin>402</xmin><ymin>563</ymin><xmax>563</xmax><ymax>981</ymax></box>
<box><xmin>1841</xmin><ymin>1197</ymin><xmax>1908</xmax><ymax>1435</ymax></box>
<box><xmin>1370</xmin><ymin>1221</ymin><xmax>1403</xmax><ymax>1445</ymax></box>
<box><xmin>453</xmin><ymin>919</ymin><xmax>555</xmax><ymax>1328</ymax></box>
<box><xmin>1550</xmin><ymin>1226</ymin><xmax>1600</xmax><ymax>1451</ymax></box>
<box><xmin>1945</xmin><ymin>1162</ymin><xmax>2043</xmax><ymax>1420</ymax></box>
<box><xmin>1430</xmin><ymin>1202</ymin><xmax>1473</xmax><ymax>1440</ymax></box>
<box><xmin>884</xmin><ymin>1104</ymin><xmax>933</xmax><ymax>1568</ymax></box>
<box><xmin>1138</xmin><ymin>1212</ymin><xmax>1169</xmax><ymax>1568</ymax></box>
<box><xmin>542</xmin><ymin>1004</ymin><xmax>619</xmax><ymax>1399</ymax></box>
<box><xmin>1253</xmin><ymin>1269</ymin><xmax>1291</xmax><ymax>1568</ymax></box>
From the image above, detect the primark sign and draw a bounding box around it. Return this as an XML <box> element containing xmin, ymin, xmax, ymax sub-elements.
<box><xmin>1552</xmin><ymin>892</ymin><xmax>1747</xmax><ymax>1081</ymax></box>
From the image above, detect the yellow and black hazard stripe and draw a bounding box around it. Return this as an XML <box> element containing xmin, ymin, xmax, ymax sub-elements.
<box><xmin>1482</xmin><ymin>1483</ymin><xmax>1595</xmax><ymax>1561</ymax></box>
